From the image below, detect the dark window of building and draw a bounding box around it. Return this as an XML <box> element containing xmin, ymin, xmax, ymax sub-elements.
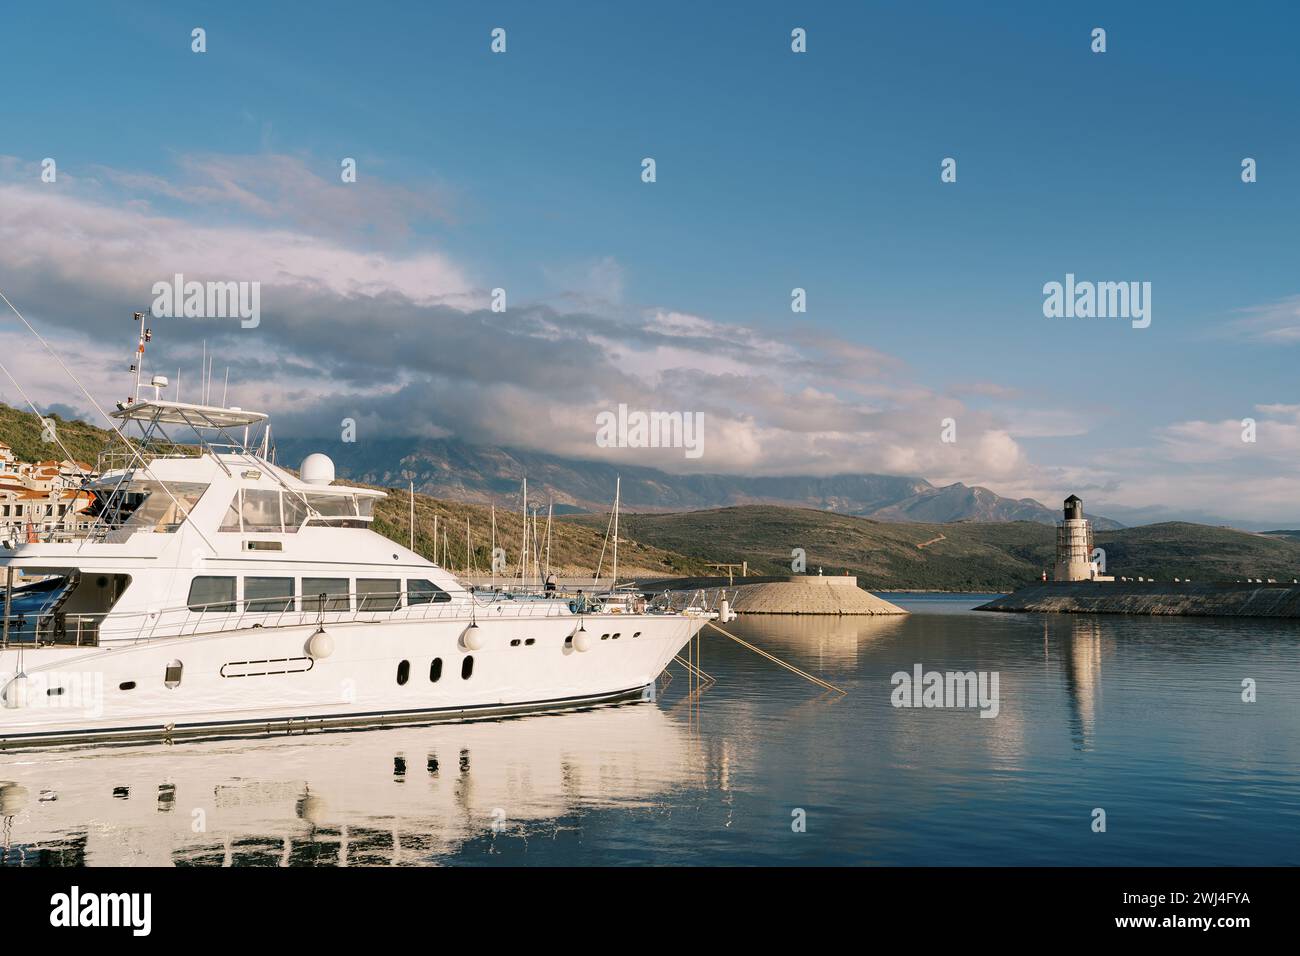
<box><xmin>461</xmin><ymin>656</ymin><xmax>474</xmax><ymax>680</ymax></box>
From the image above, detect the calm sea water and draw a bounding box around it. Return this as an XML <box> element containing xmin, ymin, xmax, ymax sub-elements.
<box><xmin>3</xmin><ymin>594</ymin><xmax>1298</xmax><ymax>866</ymax></box>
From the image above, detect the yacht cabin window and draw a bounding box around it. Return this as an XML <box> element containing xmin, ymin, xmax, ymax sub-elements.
<box><xmin>218</xmin><ymin>489</ymin><xmax>374</xmax><ymax>531</ymax></box>
<box><xmin>408</xmin><ymin>579</ymin><xmax>452</xmax><ymax>604</ymax></box>
<box><xmin>188</xmin><ymin>575</ymin><xmax>236</xmax><ymax>613</ymax></box>
<box><xmin>219</xmin><ymin>489</ymin><xmax>306</xmax><ymax>533</ymax></box>
<box><xmin>240</xmin><ymin>490</ymin><xmax>282</xmax><ymax>532</ymax></box>
<box><xmin>92</xmin><ymin>481</ymin><xmax>208</xmax><ymax>537</ymax></box>
<box><xmin>244</xmin><ymin>576</ymin><xmax>295</xmax><ymax>613</ymax></box>
<box><xmin>357</xmin><ymin>579</ymin><xmax>401</xmax><ymax>612</ymax></box>
<box><xmin>303</xmin><ymin>577</ymin><xmax>350</xmax><ymax>612</ymax></box>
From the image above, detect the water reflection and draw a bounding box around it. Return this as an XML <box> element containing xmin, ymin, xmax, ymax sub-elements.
<box><xmin>0</xmin><ymin>701</ymin><xmax>701</xmax><ymax>866</ymax></box>
<box><xmin>1060</xmin><ymin>617</ymin><xmax>1106</xmax><ymax>751</ymax></box>
<box><xmin>736</xmin><ymin>614</ymin><xmax>907</xmax><ymax>669</ymax></box>
<box><xmin>4</xmin><ymin>601</ymin><xmax>1300</xmax><ymax>866</ymax></box>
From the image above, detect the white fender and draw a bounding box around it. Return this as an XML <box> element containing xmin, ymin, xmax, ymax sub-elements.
<box><xmin>462</xmin><ymin>622</ymin><xmax>484</xmax><ymax>651</ymax></box>
<box><xmin>306</xmin><ymin>627</ymin><xmax>335</xmax><ymax>660</ymax></box>
<box><xmin>572</xmin><ymin>627</ymin><xmax>592</xmax><ymax>652</ymax></box>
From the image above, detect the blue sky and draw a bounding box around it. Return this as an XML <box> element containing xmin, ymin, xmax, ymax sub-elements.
<box><xmin>1</xmin><ymin>2</ymin><xmax>1298</xmax><ymax>525</ymax></box>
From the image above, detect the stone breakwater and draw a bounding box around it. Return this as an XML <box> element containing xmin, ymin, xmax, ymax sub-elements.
<box><xmin>976</xmin><ymin>581</ymin><xmax>1300</xmax><ymax>617</ymax></box>
<box><xmin>729</xmin><ymin>576</ymin><xmax>907</xmax><ymax>616</ymax></box>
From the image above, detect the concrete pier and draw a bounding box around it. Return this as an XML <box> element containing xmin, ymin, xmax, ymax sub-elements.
<box><xmin>730</xmin><ymin>575</ymin><xmax>907</xmax><ymax>616</ymax></box>
<box><xmin>977</xmin><ymin>581</ymin><xmax>1300</xmax><ymax>617</ymax></box>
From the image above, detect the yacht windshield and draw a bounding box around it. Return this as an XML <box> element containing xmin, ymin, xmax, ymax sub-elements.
<box><xmin>90</xmin><ymin>481</ymin><xmax>208</xmax><ymax>540</ymax></box>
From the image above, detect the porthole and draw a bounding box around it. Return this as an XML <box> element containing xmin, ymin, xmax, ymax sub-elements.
<box><xmin>47</xmin><ymin>686</ymin><xmax>65</xmax><ymax>697</ymax></box>
<box><xmin>601</xmin><ymin>633</ymin><xmax>609</xmax><ymax>641</ymax></box>
<box><xmin>612</xmin><ymin>632</ymin><xmax>621</xmax><ymax>640</ymax></box>
<box><xmin>633</xmin><ymin>631</ymin><xmax>642</xmax><ymax>638</ymax></box>
<box><xmin>119</xmin><ymin>681</ymin><xmax>136</xmax><ymax>691</ymax></box>
<box><xmin>510</xmin><ymin>639</ymin><xmax>521</xmax><ymax>647</ymax></box>
<box><xmin>397</xmin><ymin>660</ymin><xmax>410</xmax><ymax>685</ymax></box>
<box><xmin>164</xmin><ymin>660</ymin><xmax>183</xmax><ymax>689</ymax></box>
<box><xmin>429</xmin><ymin>658</ymin><xmax>443</xmax><ymax>682</ymax></box>
<box><xmin>525</xmin><ymin>638</ymin><xmax>535</xmax><ymax>646</ymax></box>
<box><xmin>461</xmin><ymin>656</ymin><xmax>474</xmax><ymax>680</ymax></box>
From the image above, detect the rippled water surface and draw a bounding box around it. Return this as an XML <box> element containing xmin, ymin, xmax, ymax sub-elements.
<box><xmin>3</xmin><ymin>594</ymin><xmax>1298</xmax><ymax>865</ymax></box>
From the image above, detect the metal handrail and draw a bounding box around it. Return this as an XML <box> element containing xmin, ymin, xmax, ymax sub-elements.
<box><xmin>0</xmin><ymin>583</ymin><xmax>720</xmax><ymax>649</ymax></box>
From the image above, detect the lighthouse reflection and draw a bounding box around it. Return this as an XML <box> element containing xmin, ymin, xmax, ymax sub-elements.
<box><xmin>1058</xmin><ymin>617</ymin><xmax>1106</xmax><ymax>751</ymax></box>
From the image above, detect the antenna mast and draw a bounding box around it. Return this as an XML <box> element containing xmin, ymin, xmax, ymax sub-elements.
<box><xmin>128</xmin><ymin>311</ymin><xmax>149</xmax><ymax>405</ymax></box>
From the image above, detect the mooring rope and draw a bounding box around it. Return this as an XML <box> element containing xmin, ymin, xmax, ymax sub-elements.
<box><xmin>673</xmin><ymin>653</ymin><xmax>715</xmax><ymax>683</ymax></box>
<box><xmin>705</xmin><ymin>622</ymin><xmax>847</xmax><ymax>696</ymax></box>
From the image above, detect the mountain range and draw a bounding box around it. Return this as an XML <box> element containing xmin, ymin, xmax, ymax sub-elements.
<box><xmin>274</xmin><ymin>436</ymin><xmax>1123</xmax><ymax>529</ymax></box>
<box><xmin>0</xmin><ymin>401</ymin><xmax>1119</xmax><ymax>528</ymax></box>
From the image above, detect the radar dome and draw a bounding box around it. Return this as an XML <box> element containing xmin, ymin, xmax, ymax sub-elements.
<box><xmin>300</xmin><ymin>453</ymin><xmax>335</xmax><ymax>486</ymax></box>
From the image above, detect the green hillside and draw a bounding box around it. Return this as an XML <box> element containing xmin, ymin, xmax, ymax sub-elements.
<box><xmin>567</xmin><ymin>506</ymin><xmax>1300</xmax><ymax>590</ymax></box>
<box><xmin>0</xmin><ymin>401</ymin><xmax>111</xmax><ymax>466</ymax></box>
<box><xmin>2</xmin><ymin>401</ymin><xmax>1298</xmax><ymax>588</ymax></box>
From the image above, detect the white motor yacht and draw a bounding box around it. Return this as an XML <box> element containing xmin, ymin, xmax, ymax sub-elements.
<box><xmin>0</xmin><ymin>321</ymin><xmax>724</xmax><ymax>746</ymax></box>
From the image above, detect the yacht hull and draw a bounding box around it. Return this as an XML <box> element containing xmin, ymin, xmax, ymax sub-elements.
<box><xmin>0</xmin><ymin>613</ymin><xmax>704</xmax><ymax>747</ymax></box>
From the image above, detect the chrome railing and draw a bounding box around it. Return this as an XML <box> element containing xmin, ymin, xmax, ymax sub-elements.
<box><xmin>0</xmin><ymin>584</ymin><xmax>719</xmax><ymax>648</ymax></box>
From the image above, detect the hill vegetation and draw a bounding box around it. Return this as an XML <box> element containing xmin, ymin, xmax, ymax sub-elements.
<box><xmin>2</xmin><ymin>402</ymin><xmax>1297</xmax><ymax>589</ymax></box>
<box><xmin>566</xmin><ymin>507</ymin><xmax>1300</xmax><ymax>590</ymax></box>
<box><xmin>0</xmin><ymin>401</ymin><xmax>111</xmax><ymax>466</ymax></box>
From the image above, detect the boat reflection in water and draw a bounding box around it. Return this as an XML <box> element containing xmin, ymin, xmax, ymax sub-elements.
<box><xmin>0</xmin><ymin>699</ymin><xmax>700</xmax><ymax>866</ymax></box>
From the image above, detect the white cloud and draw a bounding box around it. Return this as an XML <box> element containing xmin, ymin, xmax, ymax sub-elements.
<box><xmin>0</xmin><ymin>154</ymin><xmax>1134</xmax><ymax>509</ymax></box>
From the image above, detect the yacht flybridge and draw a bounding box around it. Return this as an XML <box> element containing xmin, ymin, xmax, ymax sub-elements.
<box><xmin>0</xmin><ymin>318</ymin><xmax>723</xmax><ymax>747</ymax></box>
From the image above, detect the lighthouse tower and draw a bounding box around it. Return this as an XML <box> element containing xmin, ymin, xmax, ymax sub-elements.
<box><xmin>1054</xmin><ymin>495</ymin><xmax>1100</xmax><ymax>582</ymax></box>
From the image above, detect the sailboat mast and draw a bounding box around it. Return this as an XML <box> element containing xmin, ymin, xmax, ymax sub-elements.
<box><xmin>611</xmin><ymin>475</ymin><xmax>620</xmax><ymax>589</ymax></box>
<box><xmin>490</xmin><ymin>504</ymin><xmax>497</xmax><ymax>589</ymax></box>
<box><xmin>519</xmin><ymin>478</ymin><xmax>528</xmax><ymax>585</ymax></box>
<box><xmin>544</xmin><ymin>500</ymin><xmax>553</xmax><ymax>581</ymax></box>
<box><xmin>409</xmin><ymin>481</ymin><xmax>414</xmax><ymax>551</ymax></box>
